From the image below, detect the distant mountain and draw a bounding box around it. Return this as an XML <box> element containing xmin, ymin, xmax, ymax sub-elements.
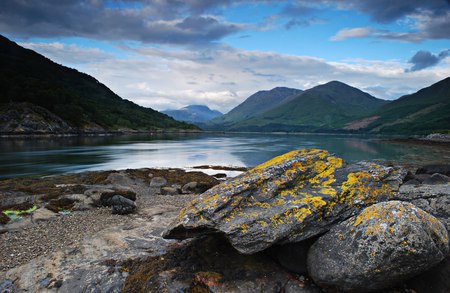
<box><xmin>227</xmin><ymin>81</ymin><xmax>388</xmax><ymax>132</ymax></box>
<box><xmin>204</xmin><ymin>87</ymin><xmax>302</xmax><ymax>130</ymax></box>
<box><xmin>0</xmin><ymin>34</ymin><xmax>197</xmax><ymax>134</ymax></box>
<box><xmin>162</xmin><ymin>105</ymin><xmax>222</xmax><ymax>124</ymax></box>
<box><xmin>350</xmin><ymin>77</ymin><xmax>450</xmax><ymax>134</ymax></box>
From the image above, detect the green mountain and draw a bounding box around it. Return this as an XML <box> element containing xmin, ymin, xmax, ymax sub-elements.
<box><xmin>0</xmin><ymin>34</ymin><xmax>197</xmax><ymax>134</ymax></box>
<box><xmin>355</xmin><ymin>76</ymin><xmax>450</xmax><ymax>134</ymax></box>
<box><xmin>163</xmin><ymin>105</ymin><xmax>222</xmax><ymax>124</ymax></box>
<box><xmin>204</xmin><ymin>87</ymin><xmax>302</xmax><ymax>130</ymax></box>
<box><xmin>228</xmin><ymin>81</ymin><xmax>388</xmax><ymax>132</ymax></box>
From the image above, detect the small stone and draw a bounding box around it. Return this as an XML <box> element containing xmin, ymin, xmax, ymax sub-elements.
<box><xmin>111</xmin><ymin>195</ymin><xmax>137</xmax><ymax>215</ymax></box>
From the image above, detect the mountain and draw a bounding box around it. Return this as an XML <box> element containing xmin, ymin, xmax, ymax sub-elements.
<box><xmin>205</xmin><ymin>87</ymin><xmax>302</xmax><ymax>130</ymax></box>
<box><xmin>352</xmin><ymin>77</ymin><xmax>450</xmax><ymax>134</ymax></box>
<box><xmin>0</xmin><ymin>34</ymin><xmax>197</xmax><ymax>134</ymax></box>
<box><xmin>162</xmin><ymin>105</ymin><xmax>222</xmax><ymax>124</ymax></box>
<box><xmin>227</xmin><ymin>81</ymin><xmax>388</xmax><ymax>132</ymax></box>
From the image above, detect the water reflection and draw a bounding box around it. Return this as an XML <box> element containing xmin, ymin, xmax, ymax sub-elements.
<box><xmin>0</xmin><ymin>133</ymin><xmax>449</xmax><ymax>179</ymax></box>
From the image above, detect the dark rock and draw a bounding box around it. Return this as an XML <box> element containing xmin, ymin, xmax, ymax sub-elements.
<box><xmin>403</xmin><ymin>179</ymin><xmax>421</xmax><ymax>185</ymax></box>
<box><xmin>423</xmin><ymin>173</ymin><xmax>450</xmax><ymax>185</ymax></box>
<box><xmin>307</xmin><ymin>201</ymin><xmax>449</xmax><ymax>292</ymax></box>
<box><xmin>111</xmin><ymin>195</ymin><xmax>136</xmax><ymax>215</ymax></box>
<box><xmin>0</xmin><ymin>212</ymin><xmax>10</xmax><ymax>225</ymax></box>
<box><xmin>45</xmin><ymin>197</ymin><xmax>76</xmax><ymax>212</ymax></box>
<box><xmin>150</xmin><ymin>177</ymin><xmax>167</xmax><ymax>187</ymax></box>
<box><xmin>416</xmin><ymin>164</ymin><xmax>450</xmax><ymax>176</ymax></box>
<box><xmin>213</xmin><ymin>173</ymin><xmax>227</xmax><ymax>179</ymax></box>
<box><xmin>406</xmin><ymin>258</ymin><xmax>450</xmax><ymax>293</ymax></box>
<box><xmin>100</xmin><ymin>189</ymin><xmax>136</xmax><ymax>206</ymax></box>
<box><xmin>122</xmin><ymin>235</ymin><xmax>319</xmax><ymax>293</ymax></box>
<box><xmin>413</xmin><ymin>173</ymin><xmax>432</xmax><ymax>183</ymax></box>
<box><xmin>267</xmin><ymin>239</ymin><xmax>316</xmax><ymax>275</ymax></box>
<box><xmin>165</xmin><ymin>149</ymin><xmax>406</xmax><ymax>254</ymax></box>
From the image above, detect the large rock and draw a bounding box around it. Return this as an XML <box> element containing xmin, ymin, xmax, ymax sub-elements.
<box><xmin>165</xmin><ymin>149</ymin><xmax>405</xmax><ymax>254</ymax></box>
<box><xmin>307</xmin><ymin>201</ymin><xmax>449</xmax><ymax>292</ymax></box>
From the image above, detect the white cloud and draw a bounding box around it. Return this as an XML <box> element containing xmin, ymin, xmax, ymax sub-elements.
<box><xmin>22</xmin><ymin>42</ymin><xmax>450</xmax><ymax>113</ymax></box>
<box><xmin>330</xmin><ymin>27</ymin><xmax>372</xmax><ymax>41</ymax></box>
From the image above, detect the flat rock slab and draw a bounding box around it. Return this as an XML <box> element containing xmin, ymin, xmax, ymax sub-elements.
<box><xmin>165</xmin><ymin>149</ymin><xmax>406</xmax><ymax>254</ymax></box>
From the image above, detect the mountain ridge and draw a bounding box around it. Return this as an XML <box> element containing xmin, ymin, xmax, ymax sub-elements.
<box><xmin>163</xmin><ymin>105</ymin><xmax>222</xmax><ymax>124</ymax></box>
<box><xmin>0</xmin><ymin>34</ymin><xmax>198</xmax><ymax>134</ymax></box>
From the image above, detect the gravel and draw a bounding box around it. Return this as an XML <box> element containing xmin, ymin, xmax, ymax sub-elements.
<box><xmin>0</xmin><ymin>207</ymin><xmax>128</xmax><ymax>271</ymax></box>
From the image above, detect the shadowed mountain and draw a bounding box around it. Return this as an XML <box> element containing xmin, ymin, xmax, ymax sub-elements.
<box><xmin>163</xmin><ymin>105</ymin><xmax>222</xmax><ymax>124</ymax></box>
<box><xmin>204</xmin><ymin>87</ymin><xmax>303</xmax><ymax>130</ymax></box>
<box><xmin>0</xmin><ymin>34</ymin><xmax>197</xmax><ymax>134</ymax></box>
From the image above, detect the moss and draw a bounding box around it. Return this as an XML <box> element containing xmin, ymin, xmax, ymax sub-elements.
<box><xmin>45</xmin><ymin>198</ymin><xmax>75</xmax><ymax>212</ymax></box>
<box><xmin>2</xmin><ymin>204</ymin><xmax>37</xmax><ymax>221</ymax></box>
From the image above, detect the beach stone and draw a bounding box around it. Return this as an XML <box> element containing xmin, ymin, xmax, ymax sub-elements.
<box><xmin>164</xmin><ymin>149</ymin><xmax>406</xmax><ymax>254</ymax></box>
<box><xmin>0</xmin><ymin>279</ymin><xmax>16</xmax><ymax>293</ymax></box>
<box><xmin>267</xmin><ymin>240</ymin><xmax>314</xmax><ymax>275</ymax></box>
<box><xmin>213</xmin><ymin>173</ymin><xmax>227</xmax><ymax>179</ymax></box>
<box><xmin>111</xmin><ymin>195</ymin><xmax>136</xmax><ymax>215</ymax></box>
<box><xmin>150</xmin><ymin>177</ymin><xmax>167</xmax><ymax>187</ymax></box>
<box><xmin>307</xmin><ymin>201</ymin><xmax>449</xmax><ymax>292</ymax></box>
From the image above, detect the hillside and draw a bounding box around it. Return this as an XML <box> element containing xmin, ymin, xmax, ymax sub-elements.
<box><xmin>229</xmin><ymin>81</ymin><xmax>388</xmax><ymax>132</ymax></box>
<box><xmin>162</xmin><ymin>105</ymin><xmax>222</xmax><ymax>124</ymax></box>
<box><xmin>0</xmin><ymin>35</ymin><xmax>197</xmax><ymax>134</ymax></box>
<box><xmin>205</xmin><ymin>87</ymin><xmax>302</xmax><ymax>130</ymax></box>
<box><xmin>354</xmin><ymin>77</ymin><xmax>450</xmax><ymax>134</ymax></box>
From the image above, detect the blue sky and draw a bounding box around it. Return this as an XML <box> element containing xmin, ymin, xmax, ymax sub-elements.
<box><xmin>1</xmin><ymin>0</ymin><xmax>449</xmax><ymax>112</ymax></box>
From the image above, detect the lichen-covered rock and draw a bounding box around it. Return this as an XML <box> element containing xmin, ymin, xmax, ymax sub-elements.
<box><xmin>307</xmin><ymin>201</ymin><xmax>449</xmax><ymax>292</ymax></box>
<box><xmin>165</xmin><ymin>149</ymin><xmax>405</xmax><ymax>254</ymax></box>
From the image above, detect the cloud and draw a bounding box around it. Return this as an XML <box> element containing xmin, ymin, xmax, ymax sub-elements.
<box><xmin>306</xmin><ymin>0</ymin><xmax>450</xmax><ymax>42</ymax></box>
<box><xmin>0</xmin><ymin>0</ymin><xmax>243</xmax><ymax>44</ymax></box>
<box><xmin>330</xmin><ymin>27</ymin><xmax>372</xmax><ymax>41</ymax></box>
<box><xmin>22</xmin><ymin>41</ymin><xmax>450</xmax><ymax>113</ymax></box>
<box><xmin>406</xmin><ymin>49</ymin><xmax>450</xmax><ymax>72</ymax></box>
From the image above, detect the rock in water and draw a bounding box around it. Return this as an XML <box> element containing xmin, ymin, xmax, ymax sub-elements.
<box><xmin>307</xmin><ymin>201</ymin><xmax>449</xmax><ymax>292</ymax></box>
<box><xmin>164</xmin><ymin>149</ymin><xmax>405</xmax><ymax>254</ymax></box>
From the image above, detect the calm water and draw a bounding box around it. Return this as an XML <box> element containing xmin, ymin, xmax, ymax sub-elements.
<box><xmin>0</xmin><ymin>133</ymin><xmax>449</xmax><ymax>179</ymax></box>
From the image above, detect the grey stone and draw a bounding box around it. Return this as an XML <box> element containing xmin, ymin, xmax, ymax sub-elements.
<box><xmin>111</xmin><ymin>195</ymin><xmax>136</xmax><ymax>215</ymax></box>
<box><xmin>181</xmin><ymin>181</ymin><xmax>197</xmax><ymax>193</ymax></box>
<box><xmin>307</xmin><ymin>201</ymin><xmax>449</xmax><ymax>292</ymax></box>
<box><xmin>161</xmin><ymin>187</ymin><xmax>180</xmax><ymax>195</ymax></box>
<box><xmin>150</xmin><ymin>177</ymin><xmax>167</xmax><ymax>187</ymax></box>
<box><xmin>32</xmin><ymin>208</ymin><xmax>57</xmax><ymax>222</ymax></box>
<box><xmin>165</xmin><ymin>149</ymin><xmax>406</xmax><ymax>254</ymax></box>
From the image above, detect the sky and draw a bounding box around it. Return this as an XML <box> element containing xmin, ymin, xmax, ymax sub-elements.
<box><xmin>1</xmin><ymin>0</ymin><xmax>449</xmax><ymax>113</ymax></box>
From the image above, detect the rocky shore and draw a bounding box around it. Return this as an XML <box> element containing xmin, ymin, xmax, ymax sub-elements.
<box><xmin>0</xmin><ymin>150</ymin><xmax>449</xmax><ymax>292</ymax></box>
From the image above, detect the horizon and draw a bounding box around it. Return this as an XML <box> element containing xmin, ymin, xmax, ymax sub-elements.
<box><xmin>1</xmin><ymin>1</ymin><xmax>449</xmax><ymax>113</ymax></box>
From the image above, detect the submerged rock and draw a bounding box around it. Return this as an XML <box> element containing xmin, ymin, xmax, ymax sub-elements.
<box><xmin>307</xmin><ymin>201</ymin><xmax>449</xmax><ymax>292</ymax></box>
<box><xmin>165</xmin><ymin>149</ymin><xmax>406</xmax><ymax>254</ymax></box>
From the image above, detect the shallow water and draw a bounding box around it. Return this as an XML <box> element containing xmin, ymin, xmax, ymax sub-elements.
<box><xmin>0</xmin><ymin>133</ymin><xmax>449</xmax><ymax>178</ymax></box>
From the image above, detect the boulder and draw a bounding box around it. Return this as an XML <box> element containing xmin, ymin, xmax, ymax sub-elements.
<box><xmin>161</xmin><ymin>187</ymin><xmax>180</xmax><ymax>195</ymax></box>
<box><xmin>32</xmin><ymin>208</ymin><xmax>57</xmax><ymax>222</ymax></box>
<box><xmin>111</xmin><ymin>195</ymin><xmax>137</xmax><ymax>215</ymax></box>
<box><xmin>100</xmin><ymin>189</ymin><xmax>136</xmax><ymax>207</ymax></box>
<box><xmin>423</xmin><ymin>173</ymin><xmax>450</xmax><ymax>185</ymax></box>
<box><xmin>181</xmin><ymin>181</ymin><xmax>197</xmax><ymax>194</ymax></box>
<box><xmin>307</xmin><ymin>201</ymin><xmax>449</xmax><ymax>292</ymax></box>
<box><xmin>165</xmin><ymin>149</ymin><xmax>406</xmax><ymax>254</ymax></box>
